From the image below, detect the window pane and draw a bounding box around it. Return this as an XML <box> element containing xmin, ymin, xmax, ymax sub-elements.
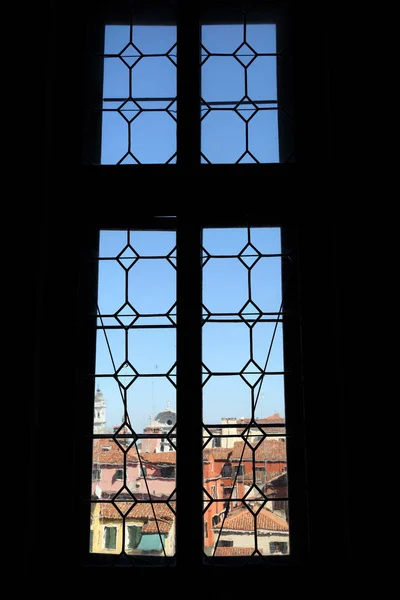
<box><xmin>202</xmin><ymin>227</ymin><xmax>290</xmax><ymax>560</ymax></box>
<box><xmin>201</xmin><ymin>21</ymin><xmax>284</xmax><ymax>164</ymax></box>
<box><xmin>101</xmin><ymin>25</ymin><xmax>177</xmax><ymax>164</ymax></box>
<box><xmin>90</xmin><ymin>230</ymin><xmax>176</xmax><ymax>562</ymax></box>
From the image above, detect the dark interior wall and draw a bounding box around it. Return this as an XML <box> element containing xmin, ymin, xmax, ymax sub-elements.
<box><xmin>27</xmin><ymin>0</ymin><xmax>360</xmax><ymax>581</ymax></box>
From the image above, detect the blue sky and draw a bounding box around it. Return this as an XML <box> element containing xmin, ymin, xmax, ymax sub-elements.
<box><xmin>95</xmin><ymin>227</ymin><xmax>286</xmax><ymax>433</ymax></box>
<box><xmin>95</xmin><ymin>24</ymin><xmax>284</xmax><ymax>432</ymax></box>
<box><xmin>101</xmin><ymin>23</ymin><xmax>279</xmax><ymax>164</ymax></box>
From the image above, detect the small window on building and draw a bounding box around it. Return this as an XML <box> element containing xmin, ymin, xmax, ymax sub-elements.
<box><xmin>233</xmin><ymin>465</ymin><xmax>244</xmax><ymax>477</ymax></box>
<box><xmin>115</xmin><ymin>469</ymin><xmax>123</xmax><ymax>480</ymax></box>
<box><xmin>127</xmin><ymin>525</ymin><xmax>142</xmax><ymax>551</ymax></box>
<box><xmin>270</xmin><ymin>541</ymin><xmax>288</xmax><ymax>554</ymax></box>
<box><xmin>160</xmin><ymin>466</ymin><xmax>175</xmax><ymax>479</ymax></box>
<box><xmin>219</xmin><ymin>540</ymin><xmax>233</xmax><ymax>548</ymax></box>
<box><xmin>255</xmin><ymin>467</ymin><xmax>265</xmax><ymax>483</ymax></box>
<box><xmin>221</xmin><ymin>463</ymin><xmax>232</xmax><ymax>478</ymax></box>
<box><xmin>104</xmin><ymin>526</ymin><xmax>117</xmax><ymax>550</ymax></box>
<box><xmin>92</xmin><ymin>468</ymin><xmax>101</xmax><ymax>481</ymax></box>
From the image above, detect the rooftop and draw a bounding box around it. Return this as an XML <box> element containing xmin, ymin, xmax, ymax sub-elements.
<box><xmin>214</xmin><ymin>547</ymin><xmax>259</xmax><ymax>556</ymax></box>
<box><xmin>231</xmin><ymin>439</ymin><xmax>287</xmax><ymax>462</ymax></box>
<box><xmin>214</xmin><ymin>506</ymin><xmax>289</xmax><ymax>532</ymax></box>
<box><xmin>100</xmin><ymin>501</ymin><xmax>175</xmax><ymax>523</ymax></box>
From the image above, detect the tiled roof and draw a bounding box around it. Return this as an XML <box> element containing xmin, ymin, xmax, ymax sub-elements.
<box><xmin>203</xmin><ymin>448</ymin><xmax>232</xmax><ymax>461</ymax></box>
<box><xmin>236</xmin><ymin>413</ymin><xmax>285</xmax><ymax>425</ymax></box>
<box><xmin>100</xmin><ymin>501</ymin><xmax>175</xmax><ymax>521</ymax></box>
<box><xmin>214</xmin><ymin>507</ymin><xmax>288</xmax><ymax>532</ymax></box>
<box><xmin>92</xmin><ymin>439</ymin><xmax>139</xmax><ymax>465</ymax></box>
<box><xmin>141</xmin><ymin>451</ymin><xmax>176</xmax><ymax>465</ymax></box>
<box><xmin>229</xmin><ymin>414</ymin><xmax>286</xmax><ymax>435</ymax></box>
<box><xmin>231</xmin><ymin>439</ymin><xmax>287</xmax><ymax>461</ymax></box>
<box><xmin>142</xmin><ymin>519</ymin><xmax>173</xmax><ymax>533</ymax></box>
<box><xmin>214</xmin><ymin>547</ymin><xmax>258</xmax><ymax>556</ymax></box>
<box><xmin>243</xmin><ymin>469</ymin><xmax>286</xmax><ymax>483</ymax></box>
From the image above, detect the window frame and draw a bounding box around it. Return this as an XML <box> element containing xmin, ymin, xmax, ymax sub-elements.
<box><xmin>83</xmin><ymin>0</ymin><xmax>295</xmax><ymax>170</ymax></box>
<box><xmin>31</xmin><ymin>0</ymin><xmax>343</xmax><ymax>578</ymax></box>
<box><xmin>77</xmin><ymin>217</ymin><xmax>308</xmax><ymax>571</ymax></box>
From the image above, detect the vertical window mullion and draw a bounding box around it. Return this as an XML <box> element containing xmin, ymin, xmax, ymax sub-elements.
<box><xmin>176</xmin><ymin>217</ymin><xmax>203</xmax><ymax>569</ymax></box>
<box><xmin>83</xmin><ymin>12</ymin><xmax>105</xmax><ymax>165</ymax></box>
<box><xmin>177</xmin><ymin>0</ymin><xmax>200</xmax><ymax>166</ymax></box>
<box><xmin>280</xmin><ymin>226</ymin><xmax>308</xmax><ymax>562</ymax></box>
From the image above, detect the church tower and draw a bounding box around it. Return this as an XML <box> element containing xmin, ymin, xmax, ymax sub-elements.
<box><xmin>93</xmin><ymin>387</ymin><xmax>106</xmax><ymax>434</ymax></box>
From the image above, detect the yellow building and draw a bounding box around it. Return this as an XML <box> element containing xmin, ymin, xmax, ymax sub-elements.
<box><xmin>90</xmin><ymin>501</ymin><xmax>175</xmax><ymax>556</ymax></box>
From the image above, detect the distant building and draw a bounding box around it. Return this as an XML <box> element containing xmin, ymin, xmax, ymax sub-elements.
<box><xmin>93</xmin><ymin>388</ymin><xmax>106</xmax><ymax>434</ymax></box>
<box><xmin>212</xmin><ymin>506</ymin><xmax>289</xmax><ymax>556</ymax></box>
<box><xmin>209</xmin><ymin>413</ymin><xmax>286</xmax><ymax>448</ymax></box>
<box><xmin>141</xmin><ymin>402</ymin><xmax>176</xmax><ymax>453</ymax></box>
<box><xmin>91</xmin><ymin>439</ymin><xmax>175</xmax><ymax>500</ymax></box>
<box><xmin>90</xmin><ymin>501</ymin><xmax>175</xmax><ymax>556</ymax></box>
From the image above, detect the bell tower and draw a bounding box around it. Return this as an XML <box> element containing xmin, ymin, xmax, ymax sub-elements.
<box><xmin>93</xmin><ymin>387</ymin><xmax>106</xmax><ymax>434</ymax></box>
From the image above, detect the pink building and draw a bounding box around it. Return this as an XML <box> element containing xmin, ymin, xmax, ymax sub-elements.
<box><xmin>92</xmin><ymin>440</ymin><xmax>176</xmax><ymax>500</ymax></box>
<box><xmin>91</xmin><ymin>439</ymin><xmax>141</xmax><ymax>497</ymax></box>
<box><xmin>138</xmin><ymin>452</ymin><xmax>176</xmax><ymax>498</ymax></box>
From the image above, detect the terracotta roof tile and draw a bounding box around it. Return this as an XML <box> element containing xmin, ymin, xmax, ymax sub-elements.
<box><xmin>231</xmin><ymin>439</ymin><xmax>287</xmax><ymax>461</ymax></box>
<box><xmin>214</xmin><ymin>507</ymin><xmax>288</xmax><ymax>532</ymax></box>
<box><xmin>232</xmin><ymin>414</ymin><xmax>286</xmax><ymax>435</ymax></box>
<box><xmin>100</xmin><ymin>502</ymin><xmax>175</xmax><ymax>521</ymax></box>
<box><xmin>214</xmin><ymin>547</ymin><xmax>258</xmax><ymax>556</ymax></box>
<box><xmin>142</xmin><ymin>519</ymin><xmax>173</xmax><ymax>533</ymax></box>
<box><xmin>243</xmin><ymin>469</ymin><xmax>286</xmax><ymax>483</ymax></box>
<box><xmin>141</xmin><ymin>451</ymin><xmax>176</xmax><ymax>465</ymax></box>
<box><xmin>203</xmin><ymin>448</ymin><xmax>232</xmax><ymax>461</ymax></box>
<box><xmin>92</xmin><ymin>439</ymin><xmax>139</xmax><ymax>465</ymax></box>
<box><xmin>236</xmin><ymin>413</ymin><xmax>285</xmax><ymax>425</ymax></box>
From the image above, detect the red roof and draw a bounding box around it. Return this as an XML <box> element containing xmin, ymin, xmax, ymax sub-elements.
<box><xmin>235</xmin><ymin>413</ymin><xmax>285</xmax><ymax>425</ymax></box>
<box><xmin>203</xmin><ymin>447</ymin><xmax>232</xmax><ymax>461</ymax></box>
<box><xmin>214</xmin><ymin>507</ymin><xmax>288</xmax><ymax>532</ymax></box>
<box><xmin>100</xmin><ymin>501</ymin><xmax>175</xmax><ymax>521</ymax></box>
<box><xmin>214</xmin><ymin>547</ymin><xmax>259</xmax><ymax>556</ymax></box>
<box><xmin>92</xmin><ymin>439</ymin><xmax>139</xmax><ymax>465</ymax></box>
<box><xmin>141</xmin><ymin>451</ymin><xmax>176</xmax><ymax>465</ymax></box>
<box><xmin>142</xmin><ymin>520</ymin><xmax>173</xmax><ymax>534</ymax></box>
<box><xmin>231</xmin><ymin>439</ymin><xmax>287</xmax><ymax>461</ymax></box>
<box><xmin>243</xmin><ymin>469</ymin><xmax>287</xmax><ymax>484</ymax></box>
